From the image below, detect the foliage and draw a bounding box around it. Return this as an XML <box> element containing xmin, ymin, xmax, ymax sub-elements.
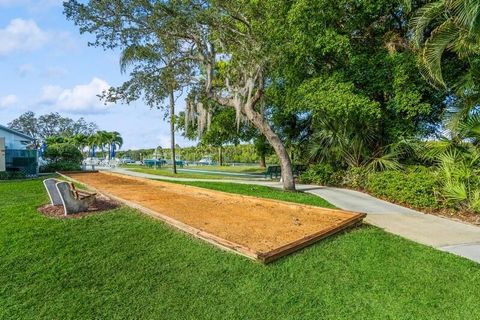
<box><xmin>409</xmin><ymin>0</ymin><xmax>480</xmax><ymax>87</ymax></box>
<box><xmin>414</xmin><ymin>110</ymin><xmax>480</xmax><ymax>212</ymax></box>
<box><xmin>365</xmin><ymin>166</ymin><xmax>441</xmax><ymax>209</ymax></box>
<box><xmin>43</xmin><ymin>143</ymin><xmax>83</xmax><ymax>164</ymax></box>
<box><xmin>263</xmin><ymin>0</ymin><xmax>447</xmax><ymax>170</ymax></box>
<box><xmin>299</xmin><ymin>163</ymin><xmax>342</xmax><ymax>186</ymax></box>
<box><xmin>253</xmin><ymin>134</ymin><xmax>273</xmax><ymax>167</ymax></box>
<box><xmin>40</xmin><ymin>161</ymin><xmax>81</xmax><ymax>173</ymax></box>
<box><xmin>8</xmin><ymin>111</ymin><xmax>98</xmax><ymax>143</ymax></box>
<box><xmin>0</xmin><ymin>171</ymin><xmax>26</xmax><ymax>180</ymax></box>
<box><xmin>341</xmin><ymin>167</ymin><xmax>369</xmax><ymax>190</ymax></box>
<box><xmin>433</xmin><ymin>148</ymin><xmax>480</xmax><ymax>211</ymax></box>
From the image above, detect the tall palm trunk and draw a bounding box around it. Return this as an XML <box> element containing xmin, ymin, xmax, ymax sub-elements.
<box><xmin>169</xmin><ymin>90</ymin><xmax>177</xmax><ymax>174</ymax></box>
<box><xmin>218</xmin><ymin>146</ymin><xmax>223</xmax><ymax>166</ymax></box>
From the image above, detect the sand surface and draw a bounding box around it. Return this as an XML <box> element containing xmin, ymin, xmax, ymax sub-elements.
<box><xmin>64</xmin><ymin>172</ymin><xmax>363</xmax><ymax>254</ymax></box>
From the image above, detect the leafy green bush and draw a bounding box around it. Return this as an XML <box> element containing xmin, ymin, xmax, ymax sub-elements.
<box><xmin>43</xmin><ymin>143</ymin><xmax>83</xmax><ymax>164</ymax></box>
<box><xmin>365</xmin><ymin>166</ymin><xmax>440</xmax><ymax>209</ymax></box>
<box><xmin>0</xmin><ymin>171</ymin><xmax>26</xmax><ymax>180</ymax></box>
<box><xmin>300</xmin><ymin>163</ymin><xmax>342</xmax><ymax>186</ymax></box>
<box><xmin>435</xmin><ymin>150</ymin><xmax>480</xmax><ymax>212</ymax></box>
<box><xmin>40</xmin><ymin>161</ymin><xmax>81</xmax><ymax>173</ymax></box>
<box><xmin>41</xmin><ymin>143</ymin><xmax>83</xmax><ymax>173</ymax></box>
<box><xmin>342</xmin><ymin>167</ymin><xmax>368</xmax><ymax>189</ymax></box>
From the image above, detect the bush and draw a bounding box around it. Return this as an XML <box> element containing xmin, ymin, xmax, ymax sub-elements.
<box><xmin>365</xmin><ymin>166</ymin><xmax>440</xmax><ymax>209</ymax></box>
<box><xmin>40</xmin><ymin>161</ymin><xmax>81</xmax><ymax>173</ymax></box>
<box><xmin>341</xmin><ymin>167</ymin><xmax>368</xmax><ymax>189</ymax></box>
<box><xmin>0</xmin><ymin>171</ymin><xmax>26</xmax><ymax>180</ymax></box>
<box><xmin>300</xmin><ymin>163</ymin><xmax>342</xmax><ymax>186</ymax></box>
<box><xmin>43</xmin><ymin>143</ymin><xmax>83</xmax><ymax>164</ymax></box>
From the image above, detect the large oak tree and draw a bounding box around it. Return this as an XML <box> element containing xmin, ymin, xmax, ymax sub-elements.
<box><xmin>64</xmin><ymin>0</ymin><xmax>297</xmax><ymax>190</ymax></box>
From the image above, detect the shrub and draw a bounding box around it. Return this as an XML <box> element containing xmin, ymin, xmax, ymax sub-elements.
<box><xmin>365</xmin><ymin>166</ymin><xmax>440</xmax><ymax>209</ymax></box>
<box><xmin>43</xmin><ymin>143</ymin><xmax>83</xmax><ymax>164</ymax></box>
<box><xmin>300</xmin><ymin>163</ymin><xmax>342</xmax><ymax>186</ymax></box>
<box><xmin>40</xmin><ymin>161</ymin><xmax>81</xmax><ymax>173</ymax></box>
<box><xmin>341</xmin><ymin>167</ymin><xmax>368</xmax><ymax>189</ymax></box>
<box><xmin>0</xmin><ymin>171</ymin><xmax>26</xmax><ymax>180</ymax></box>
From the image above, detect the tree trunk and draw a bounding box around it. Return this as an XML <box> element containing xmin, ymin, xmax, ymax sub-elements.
<box><xmin>218</xmin><ymin>146</ymin><xmax>223</xmax><ymax>166</ymax></box>
<box><xmin>243</xmin><ymin>104</ymin><xmax>295</xmax><ymax>191</ymax></box>
<box><xmin>169</xmin><ymin>90</ymin><xmax>177</xmax><ymax>174</ymax></box>
<box><xmin>259</xmin><ymin>154</ymin><xmax>266</xmax><ymax>168</ymax></box>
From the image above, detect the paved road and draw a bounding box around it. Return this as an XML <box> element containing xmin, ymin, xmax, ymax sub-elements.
<box><xmin>111</xmin><ymin>168</ymin><xmax>480</xmax><ymax>264</ymax></box>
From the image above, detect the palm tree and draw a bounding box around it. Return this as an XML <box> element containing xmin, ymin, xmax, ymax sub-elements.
<box><xmin>409</xmin><ymin>0</ymin><xmax>480</xmax><ymax>87</ymax></box>
<box><xmin>93</xmin><ymin>130</ymin><xmax>111</xmax><ymax>159</ymax></box>
<box><xmin>70</xmin><ymin>133</ymin><xmax>89</xmax><ymax>157</ymax></box>
<box><xmin>104</xmin><ymin>131</ymin><xmax>123</xmax><ymax>159</ymax></box>
<box><xmin>119</xmin><ymin>44</ymin><xmax>182</xmax><ymax>173</ymax></box>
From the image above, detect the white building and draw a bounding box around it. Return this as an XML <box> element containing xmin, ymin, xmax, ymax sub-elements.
<box><xmin>0</xmin><ymin>124</ymin><xmax>37</xmax><ymax>174</ymax></box>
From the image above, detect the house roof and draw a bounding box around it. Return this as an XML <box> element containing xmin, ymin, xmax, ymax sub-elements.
<box><xmin>0</xmin><ymin>124</ymin><xmax>35</xmax><ymax>141</ymax></box>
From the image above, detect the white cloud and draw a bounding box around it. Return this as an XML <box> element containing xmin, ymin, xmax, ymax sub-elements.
<box><xmin>40</xmin><ymin>77</ymin><xmax>113</xmax><ymax>114</ymax></box>
<box><xmin>0</xmin><ymin>95</ymin><xmax>18</xmax><ymax>108</ymax></box>
<box><xmin>0</xmin><ymin>19</ymin><xmax>49</xmax><ymax>55</ymax></box>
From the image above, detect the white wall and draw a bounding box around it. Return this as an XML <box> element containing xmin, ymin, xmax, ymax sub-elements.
<box><xmin>0</xmin><ymin>128</ymin><xmax>32</xmax><ymax>149</ymax></box>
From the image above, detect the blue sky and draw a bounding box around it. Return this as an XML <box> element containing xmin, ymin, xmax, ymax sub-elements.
<box><xmin>0</xmin><ymin>0</ymin><xmax>194</xmax><ymax>150</ymax></box>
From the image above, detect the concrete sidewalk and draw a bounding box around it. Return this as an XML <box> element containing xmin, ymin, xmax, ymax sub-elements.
<box><xmin>111</xmin><ymin>168</ymin><xmax>480</xmax><ymax>264</ymax></box>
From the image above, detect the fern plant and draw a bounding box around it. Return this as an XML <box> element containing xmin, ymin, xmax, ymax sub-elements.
<box><xmin>434</xmin><ymin>148</ymin><xmax>480</xmax><ymax>211</ymax></box>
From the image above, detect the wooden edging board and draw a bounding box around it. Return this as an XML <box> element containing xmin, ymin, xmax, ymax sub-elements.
<box><xmin>56</xmin><ymin>171</ymin><xmax>367</xmax><ymax>264</ymax></box>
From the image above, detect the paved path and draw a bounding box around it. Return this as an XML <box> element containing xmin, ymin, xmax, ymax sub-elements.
<box><xmin>111</xmin><ymin>168</ymin><xmax>480</xmax><ymax>264</ymax></box>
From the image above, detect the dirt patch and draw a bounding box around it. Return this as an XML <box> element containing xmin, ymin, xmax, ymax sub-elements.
<box><xmin>60</xmin><ymin>171</ymin><xmax>365</xmax><ymax>262</ymax></box>
<box><xmin>38</xmin><ymin>195</ymin><xmax>120</xmax><ymax>218</ymax></box>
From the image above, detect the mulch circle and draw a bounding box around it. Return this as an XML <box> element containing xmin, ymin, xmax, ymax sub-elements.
<box><xmin>37</xmin><ymin>195</ymin><xmax>120</xmax><ymax>219</ymax></box>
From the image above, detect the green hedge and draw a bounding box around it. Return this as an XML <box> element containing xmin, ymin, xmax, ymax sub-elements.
<box><xmin>43</xmin><ymin>143</ymin><xmax>83</xmax><ymax>164</ymax></box>
<box><xmin>299</xmin><ymin>164</ymin><xmax>343</xmax><ymax>186</ymax></box>
<box><xmin>301</xmin><ymin>164</ymin><xmax>441</xmax><ymax>210</ymax></box>
<box><xmin>365</xmin><ymin>166</ymin><xmax>440</xmax><ymax>209</ymax></box>
<box><xmin>40</xmin><ymin>161</ymin><xmax>81</xmax><ymax>173</ymax></box>
<box><xmin>0</xmin><ymin>171</ymin><xmax>26</xmax><ymax>180</ymax></box>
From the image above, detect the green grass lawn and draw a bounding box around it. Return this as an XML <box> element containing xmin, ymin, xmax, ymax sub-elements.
<box><xmin>164</xmin><ymin>179</ymin><xmax>336</xmax><ymax>208</ymax></box>
<box><xmin>1</xmin><ymin>178</ymin><xmax>479</xmax><ymax>319</ymax></box>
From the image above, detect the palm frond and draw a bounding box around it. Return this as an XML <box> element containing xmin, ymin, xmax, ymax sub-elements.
<box><xmin>421</xmin><ymin>19</ymin><xmax>460</xmax><ymax>87</ymax></box>
<box><xmin>410</xmin><ymin>1</ymin><xmax>446</xmax><ymax>47</ymax></box>
<box><xmin>452</xmin><ymin>0</ymin><xmax>480</xmax><ymax>33</ymax></box>
<box><xmin>367</xmin><ymin>152</ymin><xmax>403</xmax><ymax>172</ymax></box>
<box><xmin>457</xmin><ymin>112</ymin><xmax>480</xmax><ymax>142</ymax></box>
<box><xmin>442</xmin><ymin>181</ymin><xmax>468</xmax><ymax>202</ymax></box>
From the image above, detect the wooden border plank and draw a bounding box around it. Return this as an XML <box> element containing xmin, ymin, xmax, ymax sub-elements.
<box><xmin>259</xmin><ymin>214</ymin><xmax>366</xmax><ymax>263</ymax></box>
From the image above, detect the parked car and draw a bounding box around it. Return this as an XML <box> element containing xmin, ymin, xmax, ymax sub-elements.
<box><xmin>121</xmin><ymin>158</ymin><xmax>135</xmax><ymax>164</ymax></box>
<box><xmin>198</xmin><ymin>157</ymin><xmax>214</xmax><ymax>165</ymax></box>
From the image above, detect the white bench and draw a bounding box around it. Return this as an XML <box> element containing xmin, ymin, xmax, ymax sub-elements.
<box><xmin>43</xmin><ymin>178</ymin><xmax>96</xmax><ymax>215</ymax></box>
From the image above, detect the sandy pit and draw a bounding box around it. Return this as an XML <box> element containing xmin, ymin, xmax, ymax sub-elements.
<box><xmin>61</xmin><ymin>171</ymin><xmax>365</xmax><ymax>262</ymax></box>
